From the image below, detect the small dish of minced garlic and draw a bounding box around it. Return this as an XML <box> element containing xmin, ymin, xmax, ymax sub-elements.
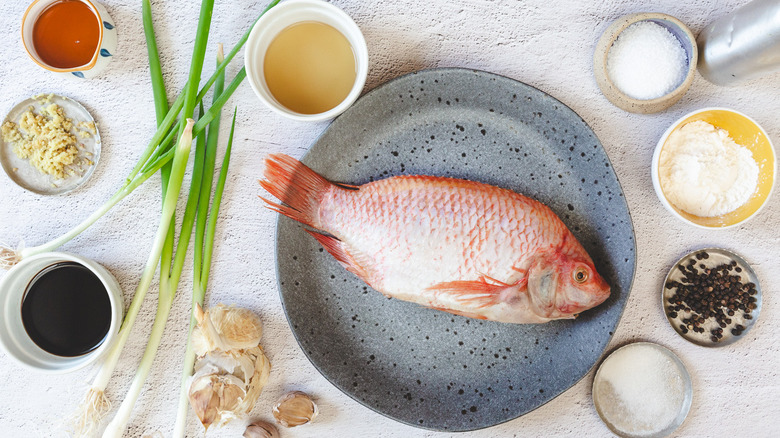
<box><xmin>0</xmin><ymin>94</ymin><xmax>101</xmax><ymax>195</ymax></box>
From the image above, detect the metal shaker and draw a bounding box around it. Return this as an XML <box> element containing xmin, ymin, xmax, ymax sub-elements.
<box><xmin>697</xmin><ymin>0</ymin><xmax>780</xmax><ymax>85</ymax></box>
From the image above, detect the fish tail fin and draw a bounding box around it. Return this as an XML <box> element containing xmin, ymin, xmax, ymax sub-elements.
<box><xmin>305</xmin><ymin>229</ymin><xmax>369</xmax><ymax>280</ymax></box>
<box><xmin>260</xmin><ymin>153</ymin><xmax>333</xmax><ymax>229</ymax></box>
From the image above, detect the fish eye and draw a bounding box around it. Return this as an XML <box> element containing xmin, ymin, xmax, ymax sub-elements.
<box><xmin>573</xmin><ymin>266</ymin><xmax>589</xmax><ymax>283</ymax></box>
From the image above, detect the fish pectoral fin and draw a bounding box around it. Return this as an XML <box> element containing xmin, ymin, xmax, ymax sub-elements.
<box><xmin>427</xmin><ymin>280</ymin><xmax>517</xmax><ymax>309</ymax></box>
<box><xmin>305</xmin><ymin>230</ymin><xmax>368</xmax><ymax>279</ymax></box>
<box><xmin>478</xmin><ymin>273</ymin><xmax>528</xmax><ymax>290</ymax></box>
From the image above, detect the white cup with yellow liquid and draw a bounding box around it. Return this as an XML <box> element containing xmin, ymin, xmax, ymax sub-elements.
<box><xmin>245</xmin><ymin>0</ymin><xmax>369</xmax><ymax>122</ymax></box>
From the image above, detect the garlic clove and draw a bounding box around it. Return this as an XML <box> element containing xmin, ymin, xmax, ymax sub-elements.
<box><xmin>243</xmin><ymin>420</ymin><xmax>280</xmax><ymax>438</ymax></box>
<box><xmin>272</xmin><ymin>391</ymin><xmax>318</xmax><ymax>427</ymax></box>
<box><xmin>191</xmin><ymin>304</ymin><xmax>210</xmax><ymax>357</ymax></box>
<box><xmin>194</xmin><ymin>302</ymin><xmax>207</xmax><ymax>324</ymax></box>
<box><xmin>188</xmin><ymin>375</ymin><xmax>222</xmax><ymax>431</ymax></box>
<box><xmin>218</xmin><ymin>375</ymin><xmax>247</xmax><ymax>412</ymax></box>
<box><xmin>193</xmin><ymin>349</ymin><xmax>255</xmax><ymax>384</ymax></box>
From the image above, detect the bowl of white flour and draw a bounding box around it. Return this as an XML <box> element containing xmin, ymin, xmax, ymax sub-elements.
<box><xmin>652</xmin><ymin>108</ymin><xmax>775</xmax><ymax>228</ymax></box>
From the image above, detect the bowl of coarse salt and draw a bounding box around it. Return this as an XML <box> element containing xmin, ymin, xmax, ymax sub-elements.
<box><xmin>652</xmin><ymin>108</ymin><xmax>776</xmax><ymax>229</ymax></box>
<box><xmin>592</xmin><ymin>342</ymin><xmax>693</xmax><ymax>438</ymax></box>
<box><xmin>594</xmin><ymin>13</ymin><xmax>697</xmax><ymax>114</ymax></box>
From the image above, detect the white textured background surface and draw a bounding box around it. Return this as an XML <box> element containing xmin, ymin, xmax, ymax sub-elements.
<box><xmin>1</xmin><ymin>0</ymin><xmax>778</xmax><ymax>437</ymax></box>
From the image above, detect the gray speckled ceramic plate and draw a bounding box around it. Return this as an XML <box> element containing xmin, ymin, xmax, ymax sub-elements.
<box><xmin>275</xmin><ymin>68</ymin><xmax>636</xmax><ymax>431</ymax></box>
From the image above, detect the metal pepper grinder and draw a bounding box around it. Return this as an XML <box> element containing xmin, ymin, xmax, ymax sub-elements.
<box><xmin>697</xmin><ymin>0</ymin><xmax>780</xmax><ymax>86</ymax></box>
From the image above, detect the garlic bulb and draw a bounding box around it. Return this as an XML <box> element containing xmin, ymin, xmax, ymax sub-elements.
<box><xmin>272</xmin><ymin>391</ymin><xmax>318</xmax><ymax>427</ymax></box>
<box><xmin>188</xmin><ymin>304</ymin><xmax>271</xmax><ymax>431</ymax></box>
<box><xmin>191</xmin><ymin>303</ymin><xmax>263</xmax><ymax>356</ymax></box>
<box><xmin>244</xmin><ymin>420</ymin><xmax>280</xmax><ymax>438</ymax></box>
<box><xmin>189</xmin><ymin>346</ymin><xmax>271</xmax><ymax>430</ymax></box>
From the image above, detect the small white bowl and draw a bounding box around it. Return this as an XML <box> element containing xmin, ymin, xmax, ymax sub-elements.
<box><xmin>244</xmin><ymin>0</ymin><xmax>368</xmax><ymax>122</ymax></box>
<box><xmin>651</xmin><ymin>107</ymin><xmax>776</xmax><ymax>229</ymax></box>
<box><xmin>0</xmin><ymin>252</ymin><xmax>123</xmax><ymax>373</ymax></box>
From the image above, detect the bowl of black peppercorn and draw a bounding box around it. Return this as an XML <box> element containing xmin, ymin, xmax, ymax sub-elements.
<box><xmin>662</xmin><ymin>248</ymin><xmax>761</xmax><ymax>347</ymax></box>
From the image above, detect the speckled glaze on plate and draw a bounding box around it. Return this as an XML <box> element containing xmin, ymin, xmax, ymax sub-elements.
<box><xmin>275</xmin><ymin>68</ymin><xmax>636</xmax><ymax>431</ymax></box>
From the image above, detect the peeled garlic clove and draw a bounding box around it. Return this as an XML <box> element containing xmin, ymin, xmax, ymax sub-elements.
<box><xmin>244</xmin><ymin>420</ymin><xmax>280</xmax><ymax>438</ymax></box>
<box><xmin>272</xmin><ymin>391</ymin><xmax>318</xmax><ymax>427</ymax></box>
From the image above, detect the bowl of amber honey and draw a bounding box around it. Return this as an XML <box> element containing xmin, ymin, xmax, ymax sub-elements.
<box><xmin>245</xmin><ymin>0</ymin><xmax>369</xmax><ymax>121</ymax></box>
<box><xmin>22</xmin><ymin>0</ymin><xmax>117</xmax><ymax>79</ymax></box>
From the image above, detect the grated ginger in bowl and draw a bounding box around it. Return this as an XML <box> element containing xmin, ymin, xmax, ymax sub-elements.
<box><xmin>1</xmin><ymin>103</ymin><xmax>93</xmax><ymax>179</ymax></box>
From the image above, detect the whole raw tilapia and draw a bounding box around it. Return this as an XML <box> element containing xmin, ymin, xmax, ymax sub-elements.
<box><xmin>261</xmin><ymin>154</ymin><xmax>610</xmax><ymax>323</ymax></box>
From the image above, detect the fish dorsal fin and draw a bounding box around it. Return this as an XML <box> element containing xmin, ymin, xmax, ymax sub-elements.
<box><xmin>427</xmin><ymin>277</ymin><xmax>527</xmax><ymax>309</ymax></box>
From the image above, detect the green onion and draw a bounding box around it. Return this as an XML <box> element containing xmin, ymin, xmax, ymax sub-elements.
<box><xmin>147</xmin><ymin>0</ymin><xmax>175</xmax><ymax>286</ymax></box>
<box><xmin>101</xmin><ymin>0</ymin><xmax>216</xmax><ymax>434</ymax></box>
<box><xmin>106</xmin><ymin>67</ymin><xmax>236</xmax><ymax>438</ymax></box>
<box><xmin>172</xmin><ymin>42</ymin><xmax>229</xmax><ymax>432</ymax></box>
<box><xmin>144</xmin><ymin>0</ymin><xmax>169</xmax><ymax>125</ymax></box>
<box><xmin>56</xmin><ymin>2</ymin><xmax>279</xmax><ymax>433</ymax></box>
<box><xmin>102</xmin><ymin>115</ymin><xmax>207</xmax><ymax>437</ymax></box>
<box><xmin>98</xmin><ymin>118</ymin><xmax>195</xmax><ymax>438</ymax></box>
<box><xmin>69</xmin><ymin>1</ymin><xmax>171</xmax><ymax>434</ymax></box>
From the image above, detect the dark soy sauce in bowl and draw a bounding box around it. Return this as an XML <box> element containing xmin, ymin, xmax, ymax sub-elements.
<box><xmin>21</xmin><ymin>262</ymin><xmax>111</xmax><ymax>357</ymax></box>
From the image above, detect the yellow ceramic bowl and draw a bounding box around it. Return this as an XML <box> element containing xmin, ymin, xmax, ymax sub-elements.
<box><xmin>651</xmin><ymin>108</ymin><xmax>776</xmax><ymax>228</ymax></box>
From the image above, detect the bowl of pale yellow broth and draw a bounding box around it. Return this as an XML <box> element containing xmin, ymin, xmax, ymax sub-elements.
<box><xmin>244</xmin><ymin>0</ymin><xmax>368</xmax><ymax>122</ymax></box>
<box><xmin>652</xmin><ymin>108</ymin><xmax>775</xmax><ymax>229</ymax></box>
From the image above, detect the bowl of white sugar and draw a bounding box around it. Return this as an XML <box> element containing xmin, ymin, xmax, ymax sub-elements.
<box><xmin>594</xmin><ymin>13</ymin><xmax>697</xmax><ymax>114</ymax></box>
<box><xmin>652</xmin><ymin>108</ymin><xmax>776</xmax><ymax>228</ymax></box>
